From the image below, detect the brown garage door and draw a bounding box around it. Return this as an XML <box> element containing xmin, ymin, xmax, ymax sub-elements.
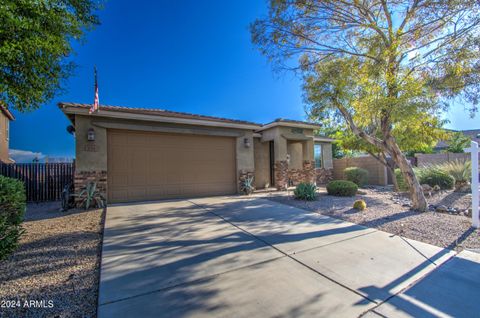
<box><xmin>107</xmin><ymin>130</ymin><xmax>237</xmax><ymax>203</ymax></box>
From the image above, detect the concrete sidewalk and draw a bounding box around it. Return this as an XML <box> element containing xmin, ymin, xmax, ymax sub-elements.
<box><xmin>97</xmin><ymin>196</ymin><xmax>476</xmax><ymax>317</ymax></box>
<box><xmin>365</xmin><ymin>250</ymin><xmax>480</xmax><ymax>318</ymax></box>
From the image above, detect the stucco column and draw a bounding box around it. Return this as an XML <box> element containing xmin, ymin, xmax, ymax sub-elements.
<box><xmin>74</xmin><ymin>115</ymin><xmax>108</xmax><ymax>204</ymax></box>
<box><xmin>302</xmin><ymin>138</ymin><xmax>314</xmax><ymax>162</ymax></box>
<box><xmin>236</xmin><ymin>131</ymin><xmax>255</xmax><ymax>193</ymax></box>
<box><xmin>302</xmin><ymin>138</ymin><xmax>315</xmax><ymax>184</ymax></box>
<box><xmin>273</xmin><ymin>135</ymin><xmax>288</xmax><ymax>189</ymax></box>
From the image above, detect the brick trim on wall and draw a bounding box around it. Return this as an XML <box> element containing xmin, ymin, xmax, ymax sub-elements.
<box><xmin>315</xmin><ymin>168</ymin><xmax>333</xmax><ymax>184</ymax></box>
<box><xmin>74</xmin><ymin>170</ymin><xmax>107</xmax><ymax>206</ymax></box>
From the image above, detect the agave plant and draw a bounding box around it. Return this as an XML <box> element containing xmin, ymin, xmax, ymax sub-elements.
<box><xmin>240</xmin><ymin>176</ymin><xmax>255</xmax><ymax>195</ymax></box>
<box><xmin>74</xmin><ymin>182</ymin><xmax>106</xmax><ymax>210</ymax></box>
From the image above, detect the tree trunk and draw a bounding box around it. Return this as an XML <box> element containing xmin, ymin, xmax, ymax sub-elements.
<box><xmin>382</xmin><ymin>153</ymin><xmax>399</xmax><ymax>192</ymax></box>
<box><xmin>386</xmin><ymin>160</ymin><xmax>399</xmax><ymax>192</ymax></box>
<box><xmin>335</xmin><ymin>103</ymin><xmax>427</xmax><ymax>211</ymax></box>
<box><xmin>385</xmin><ymin>139</ymin><xmax>427</xmax><ymax>211</ymax></box>
<box><xmin>368</xmin><ymin>151</ymin><xmax>399</xmax><ymax>191</ymax></box>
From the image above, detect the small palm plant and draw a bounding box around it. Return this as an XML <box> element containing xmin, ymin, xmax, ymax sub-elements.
<box><xmin>74</xmin><ymin>182</ymin><xmax>106</xmax><ymax>210</ymax></box>
<box><xmin>240</xmin><ymin>176</ymin><xmax>255</xmax><ymax>195</ymax></box>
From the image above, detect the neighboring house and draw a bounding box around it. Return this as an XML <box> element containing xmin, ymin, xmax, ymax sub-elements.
<box><xmin>59</xmin><ymin>103</ymin><xmax>334</xmax><ymax>203</ymax></box>
<box><xmin>434</xmin><ymin>129</ymin><xmax>480</xmax><ymax>152</ymax></box>
<box><xmin>0</xmin><ymin>104</ymin><xmax>14</xmax><ymax>163</ymax></box>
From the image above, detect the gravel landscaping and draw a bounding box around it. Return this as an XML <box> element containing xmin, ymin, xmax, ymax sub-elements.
<box><xmin>0</xmin><ymin>202</ymin><xmax>105</xmax><ymax>318</ymax></box>
<box><xmin>263</xmin><ymin>186</ymin><xmax>480</xmax><ymax>252</ymax></box>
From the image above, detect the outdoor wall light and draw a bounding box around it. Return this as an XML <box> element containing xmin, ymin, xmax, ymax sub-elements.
<box><xmin>286</xmin><ymin>154</ymin><xmax>291</xmax><ymax>165</ymax></box>
<box><xmin>244</xmin><ymin>138</ymin><xmax>251</xmax><ymax>148</ymax></box>
<box><xmin>87</xmin><ymin>128</ymin><xmax>95</xmax><ymax>141</ymax></box>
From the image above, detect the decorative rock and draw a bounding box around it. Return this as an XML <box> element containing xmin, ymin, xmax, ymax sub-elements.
<box><xmin>421</xmin><ymin>184</ymin><xmax>433</xmax><ymax>191</ymax></box>
<box><xmin>421</xmin><ymin>184</ymin><xmax>433</xmax><ymax>196</ymax></box>
<box><xmin>435</xmin><ymin>205</ymin><xmax>448</xmax><ymax>213</ymax></box>
<box><xmin>447</xmin><ymin>207</ymin><xmax>457</xmax><ymax>214</ymax></box>
<box><xmin>466</xmin><ymin>208</ymin><xmax>472</xmax><ymax>217</ymax></box>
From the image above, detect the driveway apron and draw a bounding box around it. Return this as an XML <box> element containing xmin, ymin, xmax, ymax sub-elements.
<box><xmin>98</xmin><ymin>196</ymin><xmax>456</xmax><ymax>318</ymax></box>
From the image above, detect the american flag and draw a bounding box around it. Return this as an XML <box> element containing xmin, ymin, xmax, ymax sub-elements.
<box><xmin>90</xmin><ymin>66</ymin><xmax>99</xmax><ymax>114</ymax></box>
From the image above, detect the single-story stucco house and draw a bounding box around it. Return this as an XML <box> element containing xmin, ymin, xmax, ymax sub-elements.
<box><xmin>59</xmin><ymin>103</ymin><xmax>334</xmax><ymax>203</ymax></box>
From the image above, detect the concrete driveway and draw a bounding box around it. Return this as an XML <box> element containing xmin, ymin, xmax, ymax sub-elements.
<box><xmin>97</xmin><ymin>196</ymin><xmax>476</xmax><ymax>317</ymax></box>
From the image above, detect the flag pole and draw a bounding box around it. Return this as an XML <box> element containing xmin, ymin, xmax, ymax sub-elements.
<box><xmin>90</xmin><ymin>66</ymin><xmax>100</xmax><ymax>114</ymax></box>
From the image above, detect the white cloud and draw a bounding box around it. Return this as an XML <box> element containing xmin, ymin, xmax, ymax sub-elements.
<box><xmin>9</xmin><ymin>149</ymin><xmax>46</xmax><ymax>163</ymax></box>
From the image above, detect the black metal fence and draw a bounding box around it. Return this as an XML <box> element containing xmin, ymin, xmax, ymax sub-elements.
<box><xmin>0</xmin><ymin>163</ymin><xmax>74</xmax><ymax>202</ymax></box>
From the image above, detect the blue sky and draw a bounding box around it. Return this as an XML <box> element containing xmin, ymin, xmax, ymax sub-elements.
<box><xmin>9</xmin><ymin>0</ymin><xmax>478</xmax><ymax>160</ymax></box>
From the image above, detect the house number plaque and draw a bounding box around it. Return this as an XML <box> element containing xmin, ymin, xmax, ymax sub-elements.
<box><xmin>83</xmin><ymin>143</ymin><xmax>97</xmax><ymax>152</ymax></box>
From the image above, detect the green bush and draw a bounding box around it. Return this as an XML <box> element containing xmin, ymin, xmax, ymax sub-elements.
<box><xmin>417</xmin><ymin>167</ymin><xmax>455</xmax><ymax>190</ymax></box>
<box><xmin>294</xmin><ymin>183</ymin><xmax>317</xmax><ymax>201</ymax></box>
<box><xmin>0</xmin><ymin>176</ymin><xmax>26</xmax><ymax>260</ymax></box>
<box><xmin>326</xmin><ymin>180</ymin><xmax>358</xmax><ymax>197</ymax></box>
<box><xmin>395</xmin><ymin>166</ymin><xmax>455</xmax><ymax>191</ymax></box>
<box><xmin>344</xmin><ymin>167</ymin><xmax>369</xmax><ymax>187</ymax></box>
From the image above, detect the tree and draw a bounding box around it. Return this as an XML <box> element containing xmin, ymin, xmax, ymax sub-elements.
<box><xmin>251</xmin><ymin>1</ymin><xmax>480</xmax><ymax>211</ymax></box>
<box><xmin>0</xmin><ymin>0</ymin><xmax>100</xmax><ymax>112</ymax></box>
<box><xmin>314</xmin><ymin>116</ymin><xmax>446</xmax><ymax>191</ymax></box>
<box><xmin>446</xmin><ymin>131</ymin><xmax>471</xmax><ymax>153</ymax></box>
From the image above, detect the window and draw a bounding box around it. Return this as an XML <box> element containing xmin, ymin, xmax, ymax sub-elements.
<box><xmin>314</xmin><ymin>144</ymin><xmax>322</xmax><ymax>168</ymax></box>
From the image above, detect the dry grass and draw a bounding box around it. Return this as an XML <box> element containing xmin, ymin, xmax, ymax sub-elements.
<box><xmin>0</xmin><ymin>202</ymin><xmax>104</xmax><ymax>318</ymax></box>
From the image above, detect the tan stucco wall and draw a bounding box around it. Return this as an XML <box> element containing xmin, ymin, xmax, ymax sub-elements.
<box><xmin>0</xmin><ymin>112</ymin><xmax>11</xmax><ymax>163</ymax></box>
<box><xmin>261</xmin><ymin>126</ymin><xmax>315</xmax><ymax>163</ymax></box>
<box><xmin>75</xmin><ymin>115</ymin><xmax>108</xmax><ymax>172</ymax></box>
<box><xmin>236</xmin><ymin>131</ymin><xmax>255</xmax><ymax>191</ymax></box>
<box><xmin>287</xmin><ymin>141</ymin><xmax>303</xmax><ymax>169</ymax></box>
<box><xmin>254</xmin><ymin>138</ymin><xmax>270</xmax><ymax>189</ymax></box>
<box><xmin>74</xmin><ymin>114</ymin><xmax>256</xmax><ymax>193</ymax></box>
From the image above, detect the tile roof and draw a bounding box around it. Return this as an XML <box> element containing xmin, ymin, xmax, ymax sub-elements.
<box><xmin>58</xmin><ymin>102</ymin><xmax>262</xmax><ymax>126</ymax></box>
<box><xmin>269</xmin><ymin>118</ymin><xmax>321</xmax><ymax>126</ymax></box>
<box><xmin>0</xmin><ymin>104</ymin><xmax>14</xmax><ymax>120</ymax></box>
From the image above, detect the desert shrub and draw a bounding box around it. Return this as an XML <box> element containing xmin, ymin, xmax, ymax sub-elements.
<box><xmin>437</xmin><ymin>160</ymin><xmax>471</xmax><ymax>183</ymax></box>
<box><xmin>0</xmin><ymin>176</ymin><xmax>26</xmax><ymax>260</ymax></box>
<box><xmin>344</xmin><ymin>167</ymin><xmax>369</xmax><ymax>187</ymax></box>
<box><xmin>294</xmin><ymin>183</ymin><xmax>317</xmax><ymax>201</ymax></box>
<box><xmin>326</xmin><ymin>180</ymin><xmax>358</xmax><ymax>197</ymax></box>
<box><xmin>394</xmin><ymin>169</ymin><xmax>409</xmax><ymax>191</ymax></box>
<box><xmin>417</xmin><ymin>167</ymin><xmax>454</xmax><ymax>190</ymax></box>
<box><xmin>353</xmin><ymin>199</ymin><xmax>367</xmax><ymax>210</ymax></box>
<box><xmin>395</xmin><ymin>166</ymin><xmax>454</xmax><ymax>191</ymax></box>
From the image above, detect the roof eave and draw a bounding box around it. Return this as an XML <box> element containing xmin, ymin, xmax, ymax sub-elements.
<box><xmin>59</xmin><ymin>104</ymin><xmax>262</xmax><ymax>130</ymax></box>
<box><xmin>0</xmin><ymin>106</ymin><xmax>15</xmax><ymax>121</ymax></box>
<box><xmin>314</xmin><ymin>136</ymin><xmax>335</xmax><ymax>142</ymax></box>
<box><xmin>256</xmin><ymin>121</ymin><xmax>322</xmax><ymax>132</ymax></box>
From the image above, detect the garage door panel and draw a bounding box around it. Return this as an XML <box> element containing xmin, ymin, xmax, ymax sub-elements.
<box><xmin>109</xmin><ymin>147</ymin><xmax>129</xmax><ymax>171</ymax></box>
<box><xmin>109</xmin><ymin>174</ymin><xmax>128</xmax><ymax>188</ymax></box>
<box><xmin>108</xmin><ymin>130</ymin><xmax>236</xmax><ymax>203</ymax></box>
<box><xmin>127</xmin><ymin>132</ymin><xmax>149</xmax><ymax>146</ymax></box>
